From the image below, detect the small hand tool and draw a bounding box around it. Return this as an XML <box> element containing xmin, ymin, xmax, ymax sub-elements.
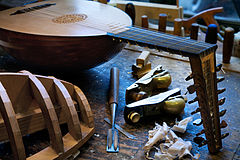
<box><xmin>106</xmin><ymin>67</ymin><xmax>119</xmax><ymax>152</ymax></box>
<box><xmin>124</xmin><ymin>88</ymin><xmax>186</xmax><ymax>124</ymax></box>
<box><xmin>126</xmin><ymin>65</ymin><xmax>171</xmax><ymax>104</ymax></box>
<box><xmin>104</xmin><ymin>118</ymin><xmax>137</xmax><ymax>140</ymax></box>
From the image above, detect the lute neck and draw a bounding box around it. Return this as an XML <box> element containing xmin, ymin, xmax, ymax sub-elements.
<box><xmin>108</xmin><ymin>26</ymin><xmax>217</xmax><ymax>57</ymax></box>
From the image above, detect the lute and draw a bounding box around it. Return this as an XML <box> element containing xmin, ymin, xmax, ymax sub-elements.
<box><xmin>0</xmin><ymin>0</ymin><xmax>227</xmax><ymax>157</ymax></box>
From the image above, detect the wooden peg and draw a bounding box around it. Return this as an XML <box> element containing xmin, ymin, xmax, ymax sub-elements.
<box><xmin>205</xmin><ymin>24</ymin><xmax>218</xmax><ymax>44</ymax></box>
<box><xmin>220</xmin><ymin>120</ymin><xmax>228</xmax><ymax>128</ymax></box>
<box><xmin>125</xmin><ymin>3</ymin><xmax>135</xmax><ymax>25</ymax></box>
<box><xmin>217</xmin><ymin>77</ymin><xmax>225</xmax><ymax>83</ymax></box>
<box><xmin>185</xmin><ymin>73</ymin><xmax>194</xmax><ymax>81</ymax></box>
<box><xmin>187</xmin><ymin>84</ymin><xmax>199</xmax><ymax>94</ymax></box>
<box><xmin>190</xmin><ymin>23</ymin><xmax>199</xmax><ymax>40</ymax></box>
<box><xmin>188</xmin><ymin>97</ymin><xmax>199</xmax><ymax>104</ymax></box>
<box><xmin>217</xmin><ymin>88</ymin><xmax>226</xmax><ymax>94</ymax></box>
<box><xmin>223</xmin><ymin>27</ymin><xmax>235</xmax><ymax>63</ymax></box>
<box><xmin>158</xmin><ymin>13</ymin><xmax>167</xmax><ymax>33</ymax></box>
<box><xmin>218</xmin><ymin>97</ymin><xmax>226</xmax><ymax>106</ymax></box>
<box><xmin>173</xmin><ymin>18</ymin><xmax>182</xmax><ymax>36</ymax></box>
<box><xmin>196</xmin><ymin>129</ymin><xmax>205</xmax><ymax>136</ymax></box>
<box><xmin>141</xmin><ymin>15</ymin><xmax>148</xmax><ymax>28</ymax></box>
<box><xmin>219</xmin><ymin>109</ymin><xmax>227</xmax><ymax>117</ymax></box>
<box><xmin>221</xmin><ymin>133</ymin><xmax>229</xmax><ymax>139</ymax></box>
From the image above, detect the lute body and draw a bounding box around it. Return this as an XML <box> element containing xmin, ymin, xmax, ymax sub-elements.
<box><xmin>0</xmin><ymin>0</ymin><xmax>131</xmax><ymax>70</ymax></box>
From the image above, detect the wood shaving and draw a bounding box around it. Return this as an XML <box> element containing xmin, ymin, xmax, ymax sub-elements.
<box><xmin>144</xmin><ymin>117</ymin><xmax>199</xmax><ymax>160</ymax></box>
<box><xmin>171</xmin><ymin>117</ymin><xmax>193</xmax><ymax>133</ymax></box>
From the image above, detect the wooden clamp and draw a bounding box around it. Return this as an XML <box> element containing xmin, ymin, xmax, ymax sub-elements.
<box><xmin>0</xmin><ymin>71</ymin><xmax>94</xmax><ymax>159</ymax></box>
<box><xmin>182</xmin><ymin>7</ymin><xmax>224</xmax><ymax>34</ymax></box>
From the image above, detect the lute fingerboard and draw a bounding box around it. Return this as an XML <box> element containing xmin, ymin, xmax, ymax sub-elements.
<box><xmin>108</xmin><ymin>26</ymin><xmax>217</xmax><ymax>57</ymax></box>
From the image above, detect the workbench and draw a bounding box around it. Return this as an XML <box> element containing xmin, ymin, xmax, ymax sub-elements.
<box><xmin>0</xmin><ymin>41</ymin><xmax>239</xmax><ymax>159</ymax></box>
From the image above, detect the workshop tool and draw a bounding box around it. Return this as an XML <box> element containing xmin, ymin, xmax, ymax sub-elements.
<box><xmin>124</xmin><ymin>88</ymin><xmax>186</xmax><ymax>124</ymax></box>
<box><xmin>107</xmin><ymin>67</ymin><xmax>120</xmax><ymax>152</ymax></box>
<box><xmin>132</xmin><ymin>50</ymin><xmax>151</xmax><ymax>78</ymax></box>
<box><xmin>182</xmin><ymin>7</ymin><xmax>224</xmax><ymax>34</ymax></box>
<box><xmin>126</xmin><ymin>65</ymin><xmax>171</xmax><ymax>104</ymax></box>
<box><xmin>104</xmin><ymin>118</ymin><xmax>136</xmax><ymax>140</ymax></box>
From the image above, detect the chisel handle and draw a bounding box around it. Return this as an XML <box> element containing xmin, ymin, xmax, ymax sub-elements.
<box><xmin>109</xmin><ymin>67</ymin><xmax>119</xmax><ymax>105</ymax></box>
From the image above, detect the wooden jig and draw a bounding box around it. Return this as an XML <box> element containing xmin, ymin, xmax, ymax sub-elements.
<box><xmin>0</xmin><ymin>71</ymin><xmax>94</xmax><ymax>160</ymax></box>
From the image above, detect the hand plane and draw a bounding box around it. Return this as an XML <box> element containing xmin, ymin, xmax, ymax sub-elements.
<box><xmin>126</xmin><ymin>65</ymin><xmax>171</xmax><ymax>104</ymax></box>
<box><xmin>124</xmin><ymin>88</ymin><xmax>186</xmax><ymax>124</ymax></box>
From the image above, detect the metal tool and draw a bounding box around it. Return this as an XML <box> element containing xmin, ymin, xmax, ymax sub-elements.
<box><xmin>126</xmin><ymin>65</ymin><xmax>171</xmax><ymax>104</ymax></box>
<box><xmin>106</xmin><ymin>67</ymin><xmax>119</xmax><ymax>153</ymax></box>
<box><xmin>124</xmin><ymin>88</ymin><xmax>186</xmax><ymax>124</ymax></box>
<box><xmin>104</xmin><ymin>118</ymin><xmax>137</xmax><ymax>140</ymax></box>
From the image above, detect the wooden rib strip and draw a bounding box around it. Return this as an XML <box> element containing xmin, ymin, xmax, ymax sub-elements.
<box><xmin>0</xmin><ymin>82</ymin><xmax>26</xmax><ymax>160</ymax></box>
<box><xmin>21</xmin><ymin>71</ymin><xmax>64</xmax><ymax>154</ymax></box>
<box><xmin>52</xmin><ymin>78</ymin><xmax>82</xmax><ymax>140</ymax></box>
<box><xmin>74</xmin><ymin>86</ymin><xmax>94</xmax><ymax>128</ymax></box>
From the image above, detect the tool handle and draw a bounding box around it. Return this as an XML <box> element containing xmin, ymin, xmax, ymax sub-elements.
<box><xmin>109</xmin><ymin>67</ymin><xmax>119</xmax><ymax>105</ymax></box>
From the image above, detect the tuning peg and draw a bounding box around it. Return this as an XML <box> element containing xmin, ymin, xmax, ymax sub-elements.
<box><xmin>217</xmin><ymin>88</ymin><xmax>226</xmax><ymax>94</ymax></box>
<box><xmin>220</xmin><ymin>120</ymin><xmax>228</xmax><ymax>128</ymax></box>
<box><xmin>193</xmin><ymin>136</ymin><xmax>204</xmax><ymax>144</ymax></box>
<box><xmin>217</xmin><ymin>77</ymin><xmax>225</xmax><ymax>83</ymax></box>
<box><xmin>198</xmin><ymin>140</ymin><xmax>208</xmax><ymax>147</ymax></box>
<box><xmin>187</xmin><ymin>84</ymin><xmax>199</xmax><ymax>94</ymax></box>
<box><xmin>221</xmin><ymin>133</ymin><xmax>229</xmax><ymax>139</ymax></box>
<box><xmin>219</xmin><ymin>109</ymin><xmax>227</xmax><ymax>117</ymax></box>
<box><xmin>196</xmin><ymin>129</ymin><xmax>205</xmax><ymax>136</ymax></box>
<box><xmin>193</xmin><ymin>119</ymin><xmax>203</xmax><ymax>126</ymax></box>
<box><xmin>216</xmin><ymin>64</ymin><xmax>223</xmax><ymax>72</ymax></box>
<box><xmin>188</xmin><ymin>97</ymin><xmax>199</xmax><ymax>104</ymax></box>
<box><xmin>218</xmin><ymin>98</ymin><xmax>226</xmax><ymax>106</ymax></box>
<box><xmin>191</xmin><ymin>107</ymin><xmax>201</xmax><ymax>115</ymax></box>
<box><xmin>185</xmin><ymin>74</ymin><xmax>194</xmax><ymax>81</ymax></box>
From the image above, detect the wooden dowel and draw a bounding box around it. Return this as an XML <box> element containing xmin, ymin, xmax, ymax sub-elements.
<box><xmin>125</xmin><ymin>3</ymin><xmax>135</xmax><ymax>25</ymax></box>
<box><xmin>223</xmin><ymin>27</ymin><xmax>235</xmax><ymax>63</ymax></box>
<box><xmin>173</xmin><ymin>18</ymin><xmax>182</xmax><ymax>36</ymax></box>
<box><xmin>141</xmin><ymin>15</ymin><xmax>148</xmax><ymax>29</ymax></box>
<box><xmin>205</xmin><ymin>24</ymin><xmax>218</xmax><ymax>44</ymax></box>
<box><xmin>158</xmin><ymin>13</ymin><xmax>167</xmax><ymax>33</ymax></box>
<box><xmin>190</xmin><ymin>23</ymin><xmax>199</xmax><ymax>40</ymax></box>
